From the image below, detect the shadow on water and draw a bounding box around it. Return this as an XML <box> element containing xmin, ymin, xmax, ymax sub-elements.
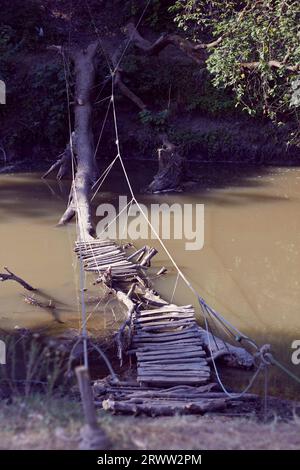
<box><xmin>0</xmin><ymin>163</ymin><xmax>296</xmax><ymax>222</ymax></box>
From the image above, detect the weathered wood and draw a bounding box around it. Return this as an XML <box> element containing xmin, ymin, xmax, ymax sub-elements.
<box><xmin>76</xmin><ymin>366</ymin><xmax>98</xmax><ymax>429</ymax></box>
<box><xmin>138</xmin><ymin>358</ymin><xmax>208</xmax><ymax>365</ymax></box>
<box><xmin>140</xmin><ymin>305</ymin><xmax>193</xmax><ymax>315</ymax></box>
<box><xmin>58</xmin><ymin>43</ymin><xmax>100</xmax><ymax>238</ymax></box>
<box><xmin>139</xmin><ymin>377</ymin><xmax>209</xmax><ymax>385</ymax></box>
<box><xmin>138</xmin><ymin>364</ymin><xmax>210</xmax><ymax>371</ymax></box>
<box><xmin>102</xmin><ymin>397</ymin><xmax>227</xmax><ymax>416</ymax></box>
<box><xmin>135</xmin><ymin>313</ymin><xmax>195</xmax><ymax>324</ymax></box>
<box><xmin>133</xmin><ymin>332</ymin><xmax>201</xmax><ymax>342</ymax></box>
<box><xmin>140</xmin><ymin>247</ymin><xmax>158</xmax><ymax>267</ymax></box>
<box><xmin>127</xmin><ymin>246</ymin><xmax>147</xmax><ymax>261</ymax></box>
<box><xmin>137</xmin><ymin>370</ymin><xmax>210</xmax><ymax>378</ymax></box>
<box><xmin>75</xmin><ymin>237</ymin><xmax>254</xmax><ymax>417</ymax></box>
<box><xmin>137</xmin><ymin>319</ymin><xmax>196</xmax><ymax>331</ymax></box>
<box><xmin>137</xmin><ymin>352</ymin><xmax>206</xmax><ymax>361</ymax></box>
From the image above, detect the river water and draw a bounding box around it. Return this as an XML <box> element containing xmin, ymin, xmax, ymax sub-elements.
<box><xmin>0</xmin><ymin>164</ymin><xmax>299</xmax><ymax>398</ymax></box>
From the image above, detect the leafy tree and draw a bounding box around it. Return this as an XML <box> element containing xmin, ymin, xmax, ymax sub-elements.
<box><xmin>170</xmin><ymin>1</ymin><xmax>300</xmax><ymax>137</ymax></box>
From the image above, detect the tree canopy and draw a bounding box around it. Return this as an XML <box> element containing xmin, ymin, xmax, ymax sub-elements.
<box><xmin>170</xmin><ymin>0</ymin><xmax>300</xmax><ymax>137</ymax></box>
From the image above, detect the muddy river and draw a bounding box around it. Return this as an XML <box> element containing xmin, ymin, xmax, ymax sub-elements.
<box><xmin>0</xmin><ymin>164</ymin><xmax>299</xmax><ymax>398</ymax></box>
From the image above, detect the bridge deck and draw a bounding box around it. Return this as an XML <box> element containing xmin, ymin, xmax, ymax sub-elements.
<box><xmin>75</xmin><ymin>239</ymin><xmax>250</xmax><ymax>416</ymax></box>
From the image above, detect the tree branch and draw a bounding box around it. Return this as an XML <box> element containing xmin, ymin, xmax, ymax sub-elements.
<box><xmin>115</xmin><ymin>69</ymin><xmax>147</xmax><ymax>110</ymax></box>
<box><xmin>0</xmin><ymin>267</ymin><xmax>36</xmax><ymax>291</ymax></box>
<box><xmin>240</xmin><ymin>60</ymin><xmax>299</xmax><ymax>72</ymax></box>
<box><xmin>124</xmin><ymin>23</ymin><xmax>221</xmax><ymax>64</ymax></box>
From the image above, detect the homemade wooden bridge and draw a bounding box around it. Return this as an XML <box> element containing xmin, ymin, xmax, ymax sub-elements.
<box><xmin>75</xmin><ymin>238</ymin><xmax>254</xmax><ymax>416</ymax></box>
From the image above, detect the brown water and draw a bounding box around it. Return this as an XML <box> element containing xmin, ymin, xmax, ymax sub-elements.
<box><xmin>0</xmin><ymin>165</ymin><xmax>300</xmax><ymax>398</ymax></box>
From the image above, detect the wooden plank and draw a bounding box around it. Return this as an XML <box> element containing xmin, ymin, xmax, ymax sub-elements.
<box><xmin>140</xmin><ymin>305</ymin><xmax>193</xmax><ymax>315</ymax></box>
<box><xmin>137</xmin><ymin>370</ymin><xmax>210</xmax><ymax>377</ymax></box>
<box><xmin>133</xmin><ymin>339</ymin><xmax>203</xmax><ymax>351</ymax></box>
<box><xmin>137</xmin><ymin>352</ymin><xmax>207</xmax><ymax>361</ymax></box>
<box><xmin>136</xmin><ymin>348</ymin><xmax>204</xmax><ymax>358</ymax></box>
<box><xmin>133</xmin><ymin>333</ymin><xmax>202</xmax><ymax>343</ymax></box>
<box><xmin>81</xmin><ymin>248</ymin><xmax>122</xmax><ymax>257</ymax></box>
<box><xmin>139</xmin><ymin>377</ymin><xmax>209</xmax><ymax>384</ymax></box>
<box><xmin>138</xmin><ymin>309</ymin><xmax>195</xmax><ymax>318</ymax></box>
<box><xmin>134</xmin><ymin>327</ymin><xmax>198</xmax><ymax>339</ymax></box>
<box><xmin>137</xmin><ymin>319</ymin><xmax>196</xmax><ymax>331</ymax></box>
<box><xmin>133</xmin><ymin>343</ymin><xmax>203</xmax><ymax>352</ymax></box>
<box><xmin>138</xmin><ymin>358</ymin><xmax>208</xmax><ymax>365</ymax></box>
<box><xmin>135</xmin><ymin>314</ymin><xmax>195</xmax><ymax>324</ymax></box>
<box><xmin>85</xmin><ymin>255</ymin><xmax>126</xmax><ymax>267</ymax></box>
<box><xmin>138</xmin><ymin>364</ymin><xmax>210</xmax><ymax>371</ymax></box>
<box><xmin>136</xmin><ymin>342</ymin><xmax>206</xmax><ymax>355</ymax></box>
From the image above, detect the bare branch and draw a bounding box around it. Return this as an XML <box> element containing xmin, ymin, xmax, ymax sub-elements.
<box><xmin>114</xmin><ymin>69</ymin><xmax>147</xmax><ymax>110</ymax></box>
<box><xmin>124</xmin><ymin>23</ymin><xmax>221</xmax><ymax>64</ymax></box>
<box><xmin>0</xmin><ymin>267</ymin><xmax>36</xmax><ymax>291</ymax></box>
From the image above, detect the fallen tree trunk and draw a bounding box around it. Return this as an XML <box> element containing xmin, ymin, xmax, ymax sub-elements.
<box><xmin>58</xmin><ymin>43</ymin><xmax>99</xmax><ymax>240</ymax></box>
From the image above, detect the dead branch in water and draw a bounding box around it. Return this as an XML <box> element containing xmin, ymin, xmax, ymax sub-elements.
<box><xmin>23</xmin><ymin>295</ymin><xmax>64</xmax><ymax>324</ymax></box>
<box><xmin>0</xmin><ymin>267</ymin><xmax>36</xmax><ymax>291</ymax></box>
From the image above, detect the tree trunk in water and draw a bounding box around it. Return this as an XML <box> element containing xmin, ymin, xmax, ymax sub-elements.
<box><xmin>146</xmin><ymin>134</ymin><xmax>185</xmax><ymax>193</ymax></box>
<box><xmin>58</xmin><ymin>43</ymin><xmax>98</xmax><ymax>240</ymax></box>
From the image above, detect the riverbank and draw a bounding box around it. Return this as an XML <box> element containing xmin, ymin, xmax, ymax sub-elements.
<box><xmin>0</xmin><ymin>394</ymin><xmax>299</xmax><ymax>450</ymax></box>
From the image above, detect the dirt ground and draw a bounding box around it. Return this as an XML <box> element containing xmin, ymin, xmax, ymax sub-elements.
<box><xmin>0</xmin><ymin>394</ymin><xmax>299</xmax><ymax>450</ymax></box>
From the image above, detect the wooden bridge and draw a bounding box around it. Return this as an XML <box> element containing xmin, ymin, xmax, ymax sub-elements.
<box><xmin>75</xmin><ymin>239</ymin><xmax>254</xmax><ymax>416</ymax></box>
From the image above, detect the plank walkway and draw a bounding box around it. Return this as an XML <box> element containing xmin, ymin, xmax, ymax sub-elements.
<box><xmin>75</xmin><ymin>239</ymin><xmax>253</xmax><ymax>416</ymax></box>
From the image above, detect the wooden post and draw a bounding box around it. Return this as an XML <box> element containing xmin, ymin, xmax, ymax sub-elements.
<box><xmin>75</xmin><ymin>366</ymin><xmax>110</xmax><ymax>450</ymax></box>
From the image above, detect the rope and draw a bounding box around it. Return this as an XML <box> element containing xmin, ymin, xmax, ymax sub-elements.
<box><xmin>266</xmin><ymin>354</ymin><xmax>300</xmax><ymax>385</ymax></box>
<box><xmin>108</xmin><ymin>69</ymin><xmax>269</xmax><ymax>398</ymax></box>
<box><xmin>91</xmin><ymin>154</ymin><xmax>119</xmax><ymax>201</ymax></box>
<box><xmin>170</xmin><ymin>272</ymin><xmax>179</xmax><ymax>304</ymax></box>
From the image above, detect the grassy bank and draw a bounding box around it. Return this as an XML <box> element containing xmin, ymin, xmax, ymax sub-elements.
<box><xmin>1</xmin><ymin>394</ymin><xmax>300</xmax><ymax>450</ymax></box>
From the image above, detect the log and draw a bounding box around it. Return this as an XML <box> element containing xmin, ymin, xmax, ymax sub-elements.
<box><xmin>127</xmin><ymin>246</ymin><xmax>147</xmax><ymax>261</ymax></box>
<box><xmin>102</xmin><ymin>397</ymin><xmax>227</xmax><ymax>416</ymax></box>
<box><xmin>197</xmin><ymin>329</ymin><xmax>254</xmax><ymax>369</ymax></box>
<box><xmin>140</xmin><ymin>247</ymin><xmax>158</xmax><ymax>267</ymax></box>
<box><xmin>58</xmin><ymin>42</ymin><xmax>99</xmax><ymax>239</ymax></box>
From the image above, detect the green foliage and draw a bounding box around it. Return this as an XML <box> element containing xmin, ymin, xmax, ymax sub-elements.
<box><xmin>2</xmin><ymin>61</ymin><xmax>68</xmax><ymax>150</ymax></box>
<box><xmin>29</xmin><ymin>63</ymin><xmax>68</xmax><ymax>143</ymax></box>
<box><xmin>123</xmin><ymin>54</ymin><xmax>235</xmax><ymax>117</ymax></box>
<box><xmin>139</xmin><ymin>109</ymin><xmax>170</xmax><ymax>132</ymax></box>
<box><xmin>170</xmin><ymin>1</ymin><xmax>300</xmax><ymax>126</ymax></box>
<box><xmin>170</xmin><ymin>128</ymin><xmax>234</xmax><ymax>160</ymax></box>
<box><xmin>123</xmin><ymin>0</ymin><xmax>174</xmax><ymax>30</ymax></box>
<box><xmin>0</xmin><ymin>0</ymin><xmax>45</xmax><ymax>51</ymax></box>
